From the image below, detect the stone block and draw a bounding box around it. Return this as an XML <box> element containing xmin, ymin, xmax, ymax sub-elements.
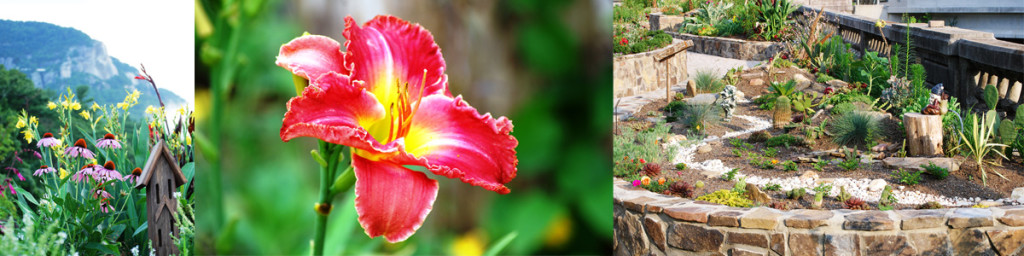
<box><xmin>667</xmin><ymin>223</ymin><xmax>724</xmax><ymax>252</ymax></box>
<box><xmin>986</xmin><ymin>229</ymin><xmax>1024</xmax><ymax>256</ymax></box>
<box><xmin>907</xmin><ymin>232</ymin><xmax>952</xmax><ymax>256</ymax></box>
<box><xmin>862</xmin><ymin>234</ymin><xmax>917</xmax><ymax>256</ymax></box>
<box><xmin>740</xmin><ymin>208</ymin><xmax>783</xmax><ymax>230</ymax></box>
<box><xmin>998</xmin><ymin>209</ymin><xmax>1024</xmax><ymax>226</ymax></box>
<box><xmin>788</xmin><ymin>233</ymin><xmax>823</xmax><ymax>256</ymax></box>
<box><xmin>644</xmin><ymin>216</ymin><xmax>666</xmax><ymax>251</ymax></box>
<box><xmin>948</xmin><ymin>208</ymin><xmax>994</xmax><ymax>228</ymax></box>
<box><xmin>950</xmin><ymin>229</ymin><xmax>995</xmax><ymax>255</ymax></box>
<box><xmin>614</xmin><ymin>213</ymin><xmax>649</xmax><ymax>255</ymax></box>
<box><xmin>843</xmin><ymin>211</ymin><xmax>896</xmax><ymax>231</ymax></box>
<box><xmin>727</xmin><ymin>231</ymin><xmax>768</xmax><ymax>248</ymax></box>
<box><xmin>785</xmin><ymin>209</ymin><xmax>833</xmax><ymax>229</ymax></box>
<box><xmin>882</xmin><ymin>157</ymin><xmax>959</xmax><ymax>172</ymax></box>
<box><xmin>622</xmin><ymin>196</ymin><xmax>657</xmax><ymax>212</ymax></box>
<box><xmin>770</xmin><ymin>233</ymin><xmax>786</xmax><ymax>256</ymax></box>
<box><xmin>664</xmin><ymin>205</ymin><xmax>717</xmax><ymax>223</ymax></box>
<box><xmin>824</xmin><ymin>233</ymin><xmax>860</xmax><ymax>256</ymax></box>
<box><xmin>729</xmin><ymin>248</ymin><xmax>766</xmax><ymax>256</ymax></box>
<box><xmin>897</xmin><ymin>209</ymin><xmax>948</xmax><ymax>230</ymax></box>
<box><xmin>708</xmin><ymin>211</ymin><xmax>743</xmax><ymax>227</ymax></box>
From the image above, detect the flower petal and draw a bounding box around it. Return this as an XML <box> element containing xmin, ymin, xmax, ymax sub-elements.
<box><xmin>276</xmin><ymin>35</ymin><xmax>348</xmax><ymax>81</ymax></box>
<box><xmin>402</xmin><ymin>94</ymin><xmax>518</xmax><ymax>194</ymax></box>
<box><xmin>280</xmin><ymin>73</ymin><xmax>386</xmax><ymax>150</ymax></box>
<box><xmin>343</xmin><ymin>15</ymin><xmax>450</xmax><ymax>103</ymax></box>
<box><xmin>352</xmin><ymin>154</ymin><xmax>438</xmax><ymax>243</ymax></box>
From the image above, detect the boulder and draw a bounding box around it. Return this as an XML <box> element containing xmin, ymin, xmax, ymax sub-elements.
<box><xmin>1011</xmin><ymin>187</ymin><xmax>1024</xmax><ymax>202</ymax></box>
<box><xmin>746</xmin><ymin>183</ymin><xmax>772</xmax><ymax>204</ymax></box>
<box><xmin>882</xmin><ymin>157</ymin><xmax>960</xmax><ymax>172</ymax></box>
<box><xmin>868</xmin><ymin>179</ymin><xmax>887</xmax><ymax>192</ymax></box>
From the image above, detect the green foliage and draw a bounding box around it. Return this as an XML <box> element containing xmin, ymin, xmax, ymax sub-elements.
<box><xmin>921</xmin><ymin>162</ymin><xmax>949</xmax><ymax>180</ymax></box>
<box><xmin>918</xmin><ymin>201</ymin><xmax>944</xmax><ymax>209</ymax></box>
<box><xmin>878</xmin><ymin>185</ymin><xmax>898</xmax><ymax>211</ymax></box>
<box><xmin>816</xmin><ymin>73</ymin><xmax>835</xmax><ymax>83</ymax></box>
<box><xmin>764</xmin><ymin>183</ymin><xmax>781</xmax><ymax>191</ymax></box>
<box><xmin>831</xmin><ymin>102</ymin><xmax>858</xmax><ymax>116</ymax></box>
<box><xmin>998</xmin><ymin>121</ymin><xmax>1017</xmax><ymax>157</ymax></box>
<box><xmin>676</xmin><ymin>162</ymin><xmax>688</xmax><ymax>170</ymax></box>
<box><xmin>984</xmin><ymin>85</ymin><xmax>999</xmax><ymax>111</ymax></box>
<box><xmin>175</xmin><ymin>198</ymin><xmax>196</xmax><ymax>255</ymax></box>
<box><xmin>955</xmin><ymin>111</ymin><xmax>1009</xmax><ymax>186</ymax></box>
<box><xmin>892</xmin><ymin>168</ymin><xmax>924</xmax><ymax>185</ymax></box>
<box><xmin>683</xmin><ymin>1</ymin><xmax>734</xmax><ymax>36</ymax></box>
<box><xmin>782</xmin><ymin>160</ymin><xmax>798</xmax><ymax>172</ymax></box>
<box><xmin>818</xmin><ymin>36</ymin><xmax>855</xmax><ymax>81</ymax></box>
<box><xmin>749</xmin><ymin>0</ymin><xmax>796</xmax><ymax>41</ymax></box>
<box><xmin>830</xmin><ymin>111</ymin><xmax>880</xmax><ymax>148</ymax></box>
<box><xmin>722</xmin><ymin>168</ymin><xmax>740</xmax><ymax>181</ymax></box>
<box><xmin>786</xmin><ymin>187</ymin><xmax>806</xmax><ymax>199</ymax></box>
<box><xmin>812</xmin><ymin>183</ymin><xmax>833</xmax><ymax>197</ymax></box>
<box><xmin>0</xmin><ymin>216</ymin><xmax>76</xmax><ymax>255</ymax></box>
<box><xmin>731</xmin><ymin>177</ymin><xmax>747</xmax><ymax>194</ymax></box>
<box><xmin>766</xmin><ymin>134</ymin><xmax>802</xmax><ymax>148</ymax></box>
<box><xmin>838</xmin><ymin>153</ymin><xmax>861</xmax><ymax>171</ymax></box>
<box><xmin>665</xmin><ymin>100</ymin><xmax>686</xmax><ymax>122</ymax></box>
<box><xmin>791</xmin><ymin>92</ymin><xmax>821</xmax><ymax>114</ymax></box>
<box><xmin>768</xmin><ymin>79</ymin><xmax>797</xmax><ymax>98</ymax></box>
<box><xmin>723</xmin><ymin>66</ymin><xmax>744</xmax><ymax>85</ymax></box>
<box><xmin>696</xmin><ymin>189</ymin><xmax>753</xmax><ymax>208</ymax></box>
<box><xmin>763</xmin><ymin>147</ymin><xmax>779</xmax><ymax>157</ymax></box>
<box><xmin>679</xmin><ymin>103</ymin><xmax>722</xmax><ymax>133</ymax></box>
<box><xmin>693</xmin><ymin>69</ymin><xmax>726</xmax><ymax>93</ymax></box>
<box><xmin>615</xmin><ymin>30</ymin><xmax>673</xmax><ymax>54</ymax></box>
<box><xmin>812</xmin><ymin>158</ymin><xmax>827</xmax><ymax>171</ymax></box>
<box><xmin>614</xmin><ymin>123</ymin><xmax>678</xmax><ymax>175</ymax></box>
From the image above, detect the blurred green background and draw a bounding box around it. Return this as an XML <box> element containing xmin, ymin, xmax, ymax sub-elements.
<box><xmin>194</xmin><ymin>0</ymin><xmax>612</xmax><ymax>254</ymax></box>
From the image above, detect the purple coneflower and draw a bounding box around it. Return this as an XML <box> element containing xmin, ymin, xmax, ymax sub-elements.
<box><xmin>72</xmin><ymin>164</ymin><xmax>98</xmax><ymax>183</ymax></box>
<box><xmin>37</xmin><ymin>132</ymin><xmax>61</xmax><ymax>148</ymax></box>
<box><xmin>124</xmin><ymin>167</ymin><xmax>142</xmax><ymax>183</ymax></box>
<box><xmin>93</xmin><ymin>188</ymin><xmax>112</xmax><ymax>199</ymax></box>
<box><xmin>33</xmin><ymin>165</ymin><xmax>56</xmax><ymax>176</ymax></box>
<box><xmin>94</xmin><ymin>161</ymin><xmax>124</xmax><ymax>183</ymax></box>
<box><xmin>96</xmin><ymin>133</ymin><xmax>122</xmax><ymax>149</ymax></box>
<box><xmin>64</xmin><ymin>139</ymin><xmax>95</xmax><ymax>159</ymax></box>
<box><xmin>99</xmin><ymin>200</ymin><xmax>114</xmax><ymax>213</ymax></box>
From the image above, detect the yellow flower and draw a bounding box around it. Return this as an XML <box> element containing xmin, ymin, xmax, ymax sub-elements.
<box><xmin>70</xmin><ymin>102</ymin><xmax>81</xmax><ymax>111</ymax></box>
<box><xmin>145</xmin><ymin>105</ymin><xmax>157</xmax><ymax>115</ymax></box>
<box><xmin>15</xmin><ymin>118</ymin><xmax>26</xmax><ymax>129</ymax></box>
<box><xmin>47</xmin><ymin>101</ymin><xmax>57</xmax><ymax>110</ymax></box>
<box><xmin>771</xmin><ymin>159</ymin><xmax>779</xmax><ymax>164</ymax></box>
<box><xmin>61</xmin><ymin>101</ymin><xmax>69</xmax><ymax>109</ymax></box>
<box><xmin>30</xmin><ymin>116</ymin><xmax>38</xmax><ymax>125</ymax></box>
<box><xmin>59</xmin><ymin>168</ymin><xmax>69</xmax><ymax>179</ymax></box>
<box><xmin>178</xmin><ymin>106</ymin><xmax>187</xmax><ymax>116</ymax></box>
<box><xmin>117</xmin><ymin>102</ymin><xmax>129</xmax><ymax>110</ymax></box>
<box><xmin>186</xmin><ymin>135</ymin><xmax>192</xmax><ymax>146</ymax></box>
<box><xmin>22</xmin><ymin>130</ymin><xmax>34</xmax><ymax>143</ymax></box>
<box><xmin>875</xmin><ymin>19</ymin><xmax>886</xmax><ymax>28</ymax></box>
<box><xmin>80</xmin><ymin>111</ymin><xmax>91</xmax><ymax>120</ymax></box>
<box><xmin>91</xmin><ymin>102</ymin><xmax>100</xmax><ymax>111</ymax></box>
<box><xmin>451</xmin><ymin>230</ymin><xmax>485</xmax><ymax>256</ymax></box>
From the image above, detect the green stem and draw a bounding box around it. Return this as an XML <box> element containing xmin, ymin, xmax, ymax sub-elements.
<box><xmin>313</xmin><ymin>141</ymin><xmax>342</xmax><ymax>255</ymax></box>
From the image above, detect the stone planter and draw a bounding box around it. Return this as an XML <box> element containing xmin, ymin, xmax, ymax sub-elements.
<box><xmin>647</xmin><ymin>12</ymin><xmax>786</xmax><ymax>61</ymax></box>
<box><xmin>613</xmin><ymin>178</ymin><xmax>1024</xmax><ymax>255</ymax></box>
<box><xmin>613</xmin><ymin>40</ymin><xmax>692</xmax><ymax>98</ymax></box>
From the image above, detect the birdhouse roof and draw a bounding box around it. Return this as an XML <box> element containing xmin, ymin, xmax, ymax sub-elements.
<box><xmin>135</xmin><ymin>140</ymin><xmax>187</xmax><ymax>189</ymax></box>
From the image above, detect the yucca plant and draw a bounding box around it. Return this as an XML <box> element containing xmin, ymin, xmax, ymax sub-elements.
<box><xmin>693</xmin><ymin>68</ymin><xmax>726</xmax><ymax>93</ymax></box>
<box><xmin>767</xmin><ymin>79</ymin><xmax>797</xmax><ymax>98</ymax></box>
<box><xmin>956</xmin><ymin>111</ymin><xmax>1009</xmax><ymax>186</ymax></box>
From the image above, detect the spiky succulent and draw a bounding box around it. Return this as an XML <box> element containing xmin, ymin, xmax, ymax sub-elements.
<box><xmin>670</xmin><ymin>181</ymin><xmax>695</xmax><ymax>198</ymax></box>
<box><xmin>643</xmin><ymin>163</ymin><xmax>662</xmax><ymax>177</ymax></box>
<box><xmin>843</xmin><ymin>197</ymin><xmax>870</xmax><ymax>210</ymax></box>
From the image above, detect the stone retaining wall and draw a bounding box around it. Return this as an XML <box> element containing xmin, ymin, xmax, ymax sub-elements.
<box><xmin>798</xmin><ymin>5</ymin><xmax>1024</xmax><ymax>113</ymax></box>
<box><xmin>614</xmin><ymin>40</ymin><xmax>691</xmax><ymax>98</ymax></box>
<box><xmin>648</xmin><ymin>13</ymin><xmax>785</xmax><ymax>61</ymax></box>
<box><xmin>613</xmin><ymin>178</ymin><xmax>1024</xmax><ymax>256</ymax></box>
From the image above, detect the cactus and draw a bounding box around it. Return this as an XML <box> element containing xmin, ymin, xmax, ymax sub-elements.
<box><xmin>984</xmin><ymin>84</ymin><xmax>998</xmax><ymax>111</ymax></box>
<box><xmin>786</xmin><ymin>187</ymin><xmax>806</xmax><ymax>199</ymax></box>
<box><xmin>1000</xmin><ymin>121</ymin><xmax>1017</xmax><ymax>157</ymax></box>
<box><xmin>773</xmin><ymin>96</ymin><xmax>792</xmax><ymax>129</ymax></box>
<box><xmin>836</xmin><ymin>186</ymin><xmax>852</xmax><ymax>202</ymax></box>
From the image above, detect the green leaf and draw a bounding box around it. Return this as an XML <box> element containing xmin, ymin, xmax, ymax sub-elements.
<box><xmin>13</xmin><ymin>186</ymin><xmax>38</xmax><ymax>205</ymax></box>
<box><xmin>482</xmin><ymin>232</ymin><xmax>518</xmax><ymax>256</ymax></box>
<box><xmin>133</xmin><ymin>221</ymin><xmax>148</xmax><ymax>236</ymax></box>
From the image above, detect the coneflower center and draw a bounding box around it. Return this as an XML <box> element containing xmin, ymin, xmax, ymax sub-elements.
<box><xmin>43</xmin><ymin>132</ymin><xmax>53</xmax><ymax>138</ymax></box>
<box><xmin>103</xmin><ymin>161</ymin><xmax>116</xmax><ymax>170</ymax></box>
<box><xmin>132</xmin><ymin>168</ymin><xmax>142</xmax><ymax>176</ymax></box>
<box><xmin>74</xmin><ymin>138</ymin><xmax>87</xmax><ymax>148</ymax></box>
<box><xmin>40</xmin><ymin>165</ymin><xmax>48</xmax><ymax>168</ymax></box>
<box><xmin>103</xmin><ymin>133</ymin><xmax>116</xmax><ymax>140</ymax></box>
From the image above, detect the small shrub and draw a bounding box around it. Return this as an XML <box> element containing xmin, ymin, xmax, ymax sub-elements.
<box><xmin>675</xmin><ymin>162</ymin><xmax>688</xmax><ymax>170</ymax></box>
<box><xmin>670</xmin><ymin>181</ymin><xmax>696</xmax><ymax>198</ymax></box>
<box><xmin>614</xmin><ymin>156</ymin><xmax>645</xmax><ymax>176</ymax></box>
<box><xmin>878</xmin><ymin>185</ymin><xmax>898</xmax><ymax>211</ymax></box>
<box><xmin>722</xmin><ymin>168</ymin><xmax>740</xmax><ymax>181</ymax></box>
<box><xmin>694</xmin><ymin>69</ymin><xmax>726</xmax><ymax>93</ymax></box>
<box><xmin>918</xmin><ymin>201</ymin><xmax>944</xmax><ymax>209</ymax></box>
<box><xmin>643</xmin><ymin>163</ymin><xmax>662</xmax><ymax>176</ymax></box>
<box><xmin>749</xmin><ymin>130</ymin><xmax>772</xmax><ymax>143</ymax></box>
<box><xmin>766</xmin><ymin>134</ymin><xmax>802</xmax><ymax>148</ymax></box>
<box><xmin>782</xmin><ymin>160</ymin><xmax>798</xmax><ymax>172</ymax></box>
<box><xmin>812</xmin><ymin>183</ymin><xmax>833</xmax><ymax>197</ymax></box>
<box><xmin>843</xmin><ymin>198</ymin><xmax>870</xmax><ymax>210</ymax></box>
<box><xmin>786</xmin><ymin>187</ymin><xmax>806</xmax><ymax>199</ymax></box>
<box><xmin>696</xmin><ymin>189</ymin><xmax>753</xmax><ymax>208</ymax></box>
<box><xmin>680</xmin><ymin>103</ymin><xmax>723</xmax><ymax>133</ymax></box>
<box><xmin>764</xmin><ymin>183</ymin><xmax>782</xmax><ymax>191</ymax></box>
<box><xmin>831</xmin><ymin>102</ymin><xmax>857</xmax><ymax>115</ymax></box>
<box><xmin>812</xmin><ymin>158</ymin><xmax>827</xmax><ymax>171</ymax></box>
<box><xmin>838</xmin><ymin>155</ymin><xmax>860</xmax><ymax>171</ymax></box>
<box><xmin>731</xmin><ymin>177</ymin><xmax>748</xmax><ymax>194</ymax></box>
<box><xmin>830</xmin><ymin>111</ymin><xmax>880</xmax><ymax>148</ymax></box>
<box><xmin>674</xmin><ymin>92</ymin><xmax>686</xmax><ymax>101</ymax></box>
<box><xmin>892</xmin><ymin>168</ymin><xmax>923</xmax><ymax>185</ymax></box>
<box><xmin>764</xmin><ymin>147</ymin><xmax>779</xmax><ymax>157</ymax></box>
<box><xmin>920</xmin><ymin>162</ymin><xmax>949</xmax><ymax>180</ymax></box>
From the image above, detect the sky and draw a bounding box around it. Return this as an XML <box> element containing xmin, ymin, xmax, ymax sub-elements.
<box><xmin>0</xmin><ymin>0</ymin><xmax>194</xmax><ymax>106</ymax></box>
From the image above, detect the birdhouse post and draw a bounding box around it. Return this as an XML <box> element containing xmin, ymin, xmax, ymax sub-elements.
<box><xmin>135</xmin><ymin>140</ymin><xmax>187</xmax><ymax>256</ymax></box>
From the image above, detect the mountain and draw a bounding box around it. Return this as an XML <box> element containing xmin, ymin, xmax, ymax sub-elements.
<box><xmin>0</xmin><ymin>19</ymin><xmax>185</xmax><ymax>117</ymax></box>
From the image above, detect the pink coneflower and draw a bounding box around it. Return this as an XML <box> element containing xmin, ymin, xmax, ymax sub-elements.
<box><xmin>94</xmin><ymin>161</ymin><xmax>123</xmax><ymax>183</ymax></box>
<box><xmin>93</xmin><ymin>187</ymin><xmax>112</xmax><ymax>199</ymax></box>
<box><xmin>95</xmin><ymin>133</ymin><xmax>122</xmax><ymax>149</ymax></box>
<box><xmin>64</xmin><ymin>139</ymin><xmax>95</xmax><ymax>159</ymax></box>
<box><xmin>124</xmin><ymin>167</ymin><xmax>142</xmax><ymax>183</ymax></box>
<box><xmin>33</xmin><ymin>165</ymin><xmax>56</xmax><ymax>176</ymax></box>
<box><xmin>72</xmin><ymin>164</ymin><xmax>98</xmax><ymax>183</ymax></box>
<box><xmin>99</xmin><ymin>199</ymin><xmax>114</xmax><ymax>213</ymax></box>
<box><xmin>37</xmin><ymin>132</ymin><xmax>61</xmax><ymax>148</ymax></box>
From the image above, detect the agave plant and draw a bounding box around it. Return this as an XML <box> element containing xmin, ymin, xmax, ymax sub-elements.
<box><xmin>956</xmin><ymin>111</ymin><xmax>1009</xmax><ymax>186</ymax></box>
<box><xmin>682</xmin><ymin>1</ymin><xmax>732</xmax><ymax>36</ymax></box>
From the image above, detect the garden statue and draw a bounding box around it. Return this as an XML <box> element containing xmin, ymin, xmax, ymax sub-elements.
<box><xmin>718</xmin><ymin>85</ymin><xmax>737</xmax><ymax>121</ymax></box>
<box><xmin>930</xmin><ymin>83</ymin><xmax>944</xmax><ymax>95</ymax></box>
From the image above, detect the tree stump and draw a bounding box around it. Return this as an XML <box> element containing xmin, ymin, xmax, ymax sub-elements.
<box><xmin>903</xmin><ymin>113</ymin><xmax>943</xmax><ymax>156</ymax></box>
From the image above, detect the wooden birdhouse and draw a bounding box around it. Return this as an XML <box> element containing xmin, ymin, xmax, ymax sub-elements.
<box><xmin>135</xmin><ymin>140</ymin><xmax>187</xmax><ymax>256</ymax></box>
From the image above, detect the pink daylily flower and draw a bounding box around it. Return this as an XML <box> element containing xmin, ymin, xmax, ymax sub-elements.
<box><xmin>276</xmin><ymin>15</ymin><xmax>518</xmax><ymax>243</ymax></box>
